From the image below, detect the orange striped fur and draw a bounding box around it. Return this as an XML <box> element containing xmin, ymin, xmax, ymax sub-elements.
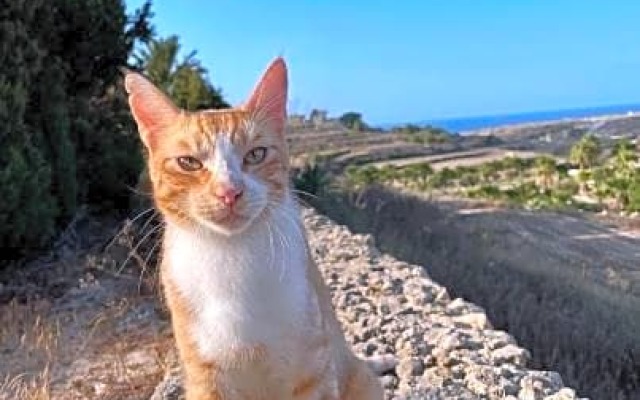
<box><xmin>125</xmin><ymin>58</ymin><xmax>384</xmax><ymax>399</ymax></box>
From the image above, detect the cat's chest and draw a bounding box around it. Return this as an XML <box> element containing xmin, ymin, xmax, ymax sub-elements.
<box><xmin>164</xmin><ymin>220</ymin><xmax>317</xmax><ymax>362</ymax></box>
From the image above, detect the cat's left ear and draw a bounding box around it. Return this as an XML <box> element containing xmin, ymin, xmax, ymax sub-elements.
<box><xmin>243</xmin><ymin>57</ymin><xmax>288</xmax><ymax>134</ymax></box>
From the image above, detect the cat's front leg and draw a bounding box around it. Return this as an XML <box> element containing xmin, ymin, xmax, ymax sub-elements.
<box><xmin>183</xmin><ymin>363</ymin><xmax>294</xmax><ymax>400</ymax></box>
<box><xmin>176</xmin><ymin>340</ymin><xmax>224</xmax><ymax>400</ymax></box>
<box><xmin>341</xmin><ymin>357</ymin><xmax>385</xmax><ymax>400</ymax></box>
<box><xmin>183</xmin><ymin>368</ymin><xmax>222</xmax><ymax>400</ymax></box>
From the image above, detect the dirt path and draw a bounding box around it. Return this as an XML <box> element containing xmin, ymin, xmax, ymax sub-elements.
<box><xmin>368</xmin><ymin>147</ymin><xmax>549</xmax><ymax>169</ymax></box>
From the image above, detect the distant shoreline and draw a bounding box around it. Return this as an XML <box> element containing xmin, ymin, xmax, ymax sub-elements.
<box><xmin>382</xmin><ymin>103</ymin><xmax>640</xmax><ymax>134</ymax></box>
<box><xmin>462</xmin><ymin>111</ymin><xmax>640</xmax><ymax>136</ymax></box>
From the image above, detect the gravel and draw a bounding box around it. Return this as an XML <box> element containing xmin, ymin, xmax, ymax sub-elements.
<box><xmin>152</xmin><ymin>207</ymin><xmax>586</xmax><ymax>400</ymax></box>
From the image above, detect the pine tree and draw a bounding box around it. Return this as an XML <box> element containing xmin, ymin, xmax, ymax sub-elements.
<box><xmin>135</xmin><ymin>35</ymin><xmax>228</xmax><ymax>110</ymax></box>
<box><xmin>0</xmin><ymin>0</ymin><xmax>154</xmax><ymax>258</ymax></box>
<box><xmin>0</xmin><ymin>0</ymin><xmax>57</xmax><ymax>253</ymax></box>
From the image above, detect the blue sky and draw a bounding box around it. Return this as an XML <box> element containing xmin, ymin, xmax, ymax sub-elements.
<box><xmin>126</xmin><ymin>1</ymin><xmax>640</xmax><ymax>125</ymax></box>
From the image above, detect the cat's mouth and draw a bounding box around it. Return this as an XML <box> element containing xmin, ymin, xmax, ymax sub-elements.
<box><xmin>193</xmin><ymin>204</ymin><xmax>262</xmax><ymax>236</ymax></box>
<box><xmin>187</xmin><ymin>183</ymin><xmax>270</xmax><ymax>236</ymax></box>
<box><xmin>216</xmin><ymin>209</ymin><xmax>243</xmax><ymax>225</ymax></box>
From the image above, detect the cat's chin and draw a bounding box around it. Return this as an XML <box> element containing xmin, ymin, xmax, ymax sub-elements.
<box><xmin>196</xmin><ymin>213</ymin><xmax>256</xmax><ymax>237</ymax></box>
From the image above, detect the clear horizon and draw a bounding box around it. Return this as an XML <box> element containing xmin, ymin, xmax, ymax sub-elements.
<box><xmin>386</xmin><ymin>101</ymin><xmax>640</xmax><ymax>127</ymax></box>
<box><xmin>125</xmin><ymin>1</ymin><xmax>640</xmax><ymax>125</ymax></box>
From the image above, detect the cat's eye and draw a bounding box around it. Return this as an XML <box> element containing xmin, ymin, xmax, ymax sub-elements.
<box><xmin>244</xmin><ymin>147</ymin><xmax>268</xmax><ymax>165</ymax></box>
<box><xmin>176</xmin><ymin>156</ymin><xmax>203</xmax><ymax>171</ymax></box>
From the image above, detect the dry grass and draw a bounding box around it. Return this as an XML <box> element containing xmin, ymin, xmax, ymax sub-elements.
<box><xmin>0</xmin><ymin>301</ymin><xmax>57</xmax><ymax>400</ymax></box>
<box><xmin>0</xmin><ymin>301</ymin><xmax>59</xmax><ymax>357</ymax></box>
<box><xmin>0</xmin><ymin>294</ymin><xmax>172</xmax><ymax>399</ymax></box>
<box><xmin>65</xmin><ymin>338</ymin><xmax>174</xmax><ymax>400</ymax></box>
<box><xmin>0</xmin><ymin>368</ymin><xmax>52</xmax><ymax>400</ymax></box>
<box><xmin>0</xmin><ymin>214</ymin><xmax>174</xmax><ymax>400</ymax></box>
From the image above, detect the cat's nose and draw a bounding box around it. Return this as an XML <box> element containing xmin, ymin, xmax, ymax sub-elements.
<box><xmin>215</xmin><ymin>184</ymin><xmax>244</xmax><ymax>206</ymax></box>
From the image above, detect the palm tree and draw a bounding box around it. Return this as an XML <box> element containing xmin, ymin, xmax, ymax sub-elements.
<box><xmin>569</xmin><ymin>134</ymin><xmax>601</xmax><ymax>170</ymax></box>
<box><xmin>134</xmin><ymin>36</ymin><xmax>228</xmax><ymax>110</ymax></box>
<box><xmin>534</xmin><ymin>156</ymin><xmax>557</xmax><ymax>191</ymax></box>
<box><xmin>611</xmin><ymin>139</ymin><xmax>638</xmax><ymax>180</ymax></box>
<box><xmin>568</xmin><ymin>135</ymin><xmax>601</xmax><ymax>195</ymax></box>
<box><xmin>606</xmin><ymin>139</ymin><xmax>639</xmax><ymax>210</ymax></box>
<box><xmin>590</xmin><ymin>166</ymin><xmax>611</xmax><ymax>206</ymax></box>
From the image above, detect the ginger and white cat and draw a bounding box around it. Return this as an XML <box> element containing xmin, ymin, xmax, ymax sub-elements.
<box><xmin>125</xmin><ymin>58</ymin><xmax>388</xmax><ymax>399</ymax></box>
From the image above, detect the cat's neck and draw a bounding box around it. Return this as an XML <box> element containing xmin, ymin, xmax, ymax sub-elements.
<box><xmin>165</xmin><ymin>193</ymin><xmax>305</xmax><ymax>261</ymax></box>
<box><xmin>162</xmin><ymin>194</ymin><xmax>314</xmax><ymax>361</ymax></box>
<box><xmin>162</xmin><ymin>193</ymin><xmax>310</xmax><ymax>300</ymax></box>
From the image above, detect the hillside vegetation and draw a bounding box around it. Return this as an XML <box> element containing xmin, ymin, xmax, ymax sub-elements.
<box><xmin>343</xmin><ymin>135</ymin><xmax>640</xmax><ymax>214</ymax></box>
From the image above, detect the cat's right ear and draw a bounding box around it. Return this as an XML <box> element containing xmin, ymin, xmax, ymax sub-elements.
<box><xmin>123</xmin><ymin>70</ymin><xmax>180</xmax><ymax>148</ymax></box>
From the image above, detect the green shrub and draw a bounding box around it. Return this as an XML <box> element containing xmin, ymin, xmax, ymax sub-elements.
<box><xmin>292</xmin><ymin>162</ymin><xmax>330</xmax><ymax>199</ymax></box>
<box><xmin>0</xmin><ymin>144</ymin><xmax>57</xmax><ymax>252</ymax></box>
<box><xmin>430</xmin><ymin>167</ymin><xmax>457</xmax><ymax>188</ymax></box>
<box><xmin>345</xmin><ymin>165</ymin><xmax>381</xmax><ymax>189</ymax></box>
<box><xmin>467</xmin><ymin>184</ymin><xmax>503</xmax><ymax>200</ymax></box>
<box><xmin>626</xmin><ymin>179</ymin><xmax>640</xmax><ymax>212</ymax></box>
<box><xmin>0</xmin><ymin>0</ymin><xmax>57</xmax><ymax>254</ymax></box>
<box><xmin>0</xmin><ymin>0</ymin><xmax>152</xmax><ymax>258</ymax></box>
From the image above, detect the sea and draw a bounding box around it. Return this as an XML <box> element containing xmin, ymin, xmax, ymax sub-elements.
<box><xmin>387</xmin><ymin>103</ymin><xmax>640</xmax><ymax>134</ymax></box>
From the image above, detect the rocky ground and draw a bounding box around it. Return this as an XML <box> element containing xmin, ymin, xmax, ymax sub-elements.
<box><xmin>310</xmin><ymin>208</ymin><xmax>581</xmax><ymax>400</ymax></box>
<box><xmin>0</xmin><ymin>207</ymin><xmax>584</xmax><ymax>399</ymax></box>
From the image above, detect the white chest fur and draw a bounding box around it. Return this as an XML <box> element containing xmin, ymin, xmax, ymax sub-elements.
<box><xmin>164</xmin><ymin>198</ymin><xmax>316</xmax><ymax>362</ymax></box>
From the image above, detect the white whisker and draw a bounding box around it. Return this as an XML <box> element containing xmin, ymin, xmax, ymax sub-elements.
<box><xmin>103</xmin><ymin>207</ymin><xmax>156</xmax><ymax>251</ymax></box>
<box><xmin>266</xmin><ymin>221</ymin><xmax>276</xmax><ymax>274</ymax></box>
<box><xmin>138</xmin><ymin>235</ymin><xmax>162</xmax><ymax>293</ymax></box>
<box><xmin>118</xmin><ymin>223</ymin><xmax>163</xmax><ymax>274</ymax></box>
<box><xmin>138</xmin><ymin>210</ymin><xmax>161</xmax><ymax>236</ymax></box>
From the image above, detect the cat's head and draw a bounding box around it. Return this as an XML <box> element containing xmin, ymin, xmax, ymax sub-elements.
<box><xmin>125</xmin><ymin>58</ymin><xmax>289</xmax><ymax>236</ymax></box>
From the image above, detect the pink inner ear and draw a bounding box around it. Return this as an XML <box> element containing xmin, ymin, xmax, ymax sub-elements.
<box><xmin>125</xmin><ymin>72</ymin><xmax>180</xmax><ymax>147</ymax></box>
<box><xmin>244</xmin><ymin>58</ymin><xmax>288</xmax><ymax>133</ymax></box>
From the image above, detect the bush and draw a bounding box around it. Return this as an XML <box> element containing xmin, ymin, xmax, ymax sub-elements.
<box><xmin>0</xmin><ymin>144</ymin><xmax>57</xmax><ymax>252</ymax></box>
<box><xmin>72</xmin><ymin>93</ymin><xmax>143</xmax><ymax>210</ymax></box>
<box><xmin>292</xmin><ymin>162</ymin><xmax>330</xmax><ymax>200</ymax></box>
<box><xmin>0</xmin><ymin>0</ymin><xmax>57</xmax><ymax>254</ymax></box>
<box><xmin>467</xmin><ymin>185</ymin><xmax>502</xmax><ymax>200</ymax></box>
<box><xmin>626</xmin><ymin>179</ymin><xmax>640</xmax><ymax>212</ymax></box>
<box><xmin>345</xmin><ymin>165</ymin><xmax>381</xmax><ymax>189</ymax></box>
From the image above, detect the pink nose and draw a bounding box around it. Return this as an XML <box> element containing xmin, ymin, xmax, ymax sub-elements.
<box><xmin>215</xmin><ymin>184</ymin><xmax>244</xmax><ymax>206</ymax></box>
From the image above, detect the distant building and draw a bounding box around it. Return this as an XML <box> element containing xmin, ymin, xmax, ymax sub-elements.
<box><xmin>288</xmin><ymin>114</ymin><xmax>306</xmax><ymax>128</ymax></box>
<box><xmin>309</xmin><ymin>109</ymin><xmax>329</xmax><ymax>129</ymax></box>
<box><xmin>287</xmin><ymin>109</ymin><xmax>342</xmax><ymax>131</ymax></box>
